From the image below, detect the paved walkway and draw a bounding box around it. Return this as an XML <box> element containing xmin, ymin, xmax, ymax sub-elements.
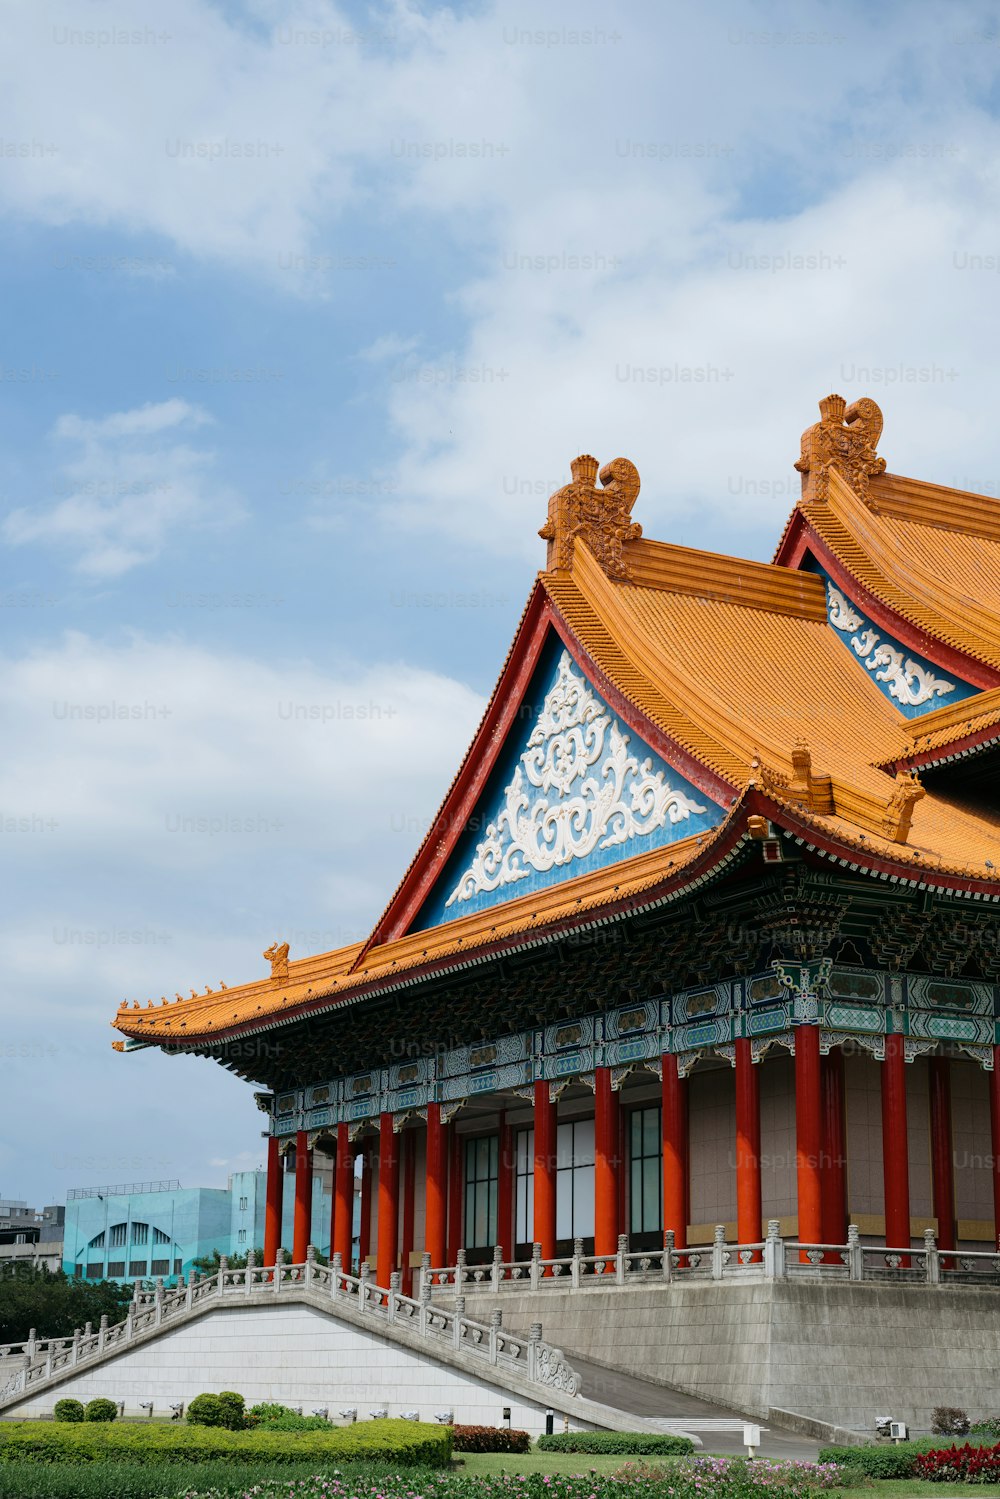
<box><xmin>567</xmin><ymin>1353</ymin><xmax>823</xmax><ymax>1461</ymax></box>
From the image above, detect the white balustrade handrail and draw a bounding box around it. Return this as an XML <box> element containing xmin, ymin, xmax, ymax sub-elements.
<box><xmin>0</xmin><ymin>1250</ymin><xmax>580</xmax><ymax>1407</ymax></box>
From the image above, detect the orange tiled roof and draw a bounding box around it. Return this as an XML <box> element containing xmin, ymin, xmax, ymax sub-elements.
<box><xmin>113</xmin><ymin>399</ymin><xmax>1000</xmax><ymax>1050</ymax></box>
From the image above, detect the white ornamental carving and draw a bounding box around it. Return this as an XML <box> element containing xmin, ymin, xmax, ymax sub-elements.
<box><xmin>445</xmin><ymin>649</ymin><xmax>708</xmax><ymax>907</ymax></box>
<box><xmin>826</xmin><ymin>584</ymin><xmax>955</xmax><ymax>707</ymax></box>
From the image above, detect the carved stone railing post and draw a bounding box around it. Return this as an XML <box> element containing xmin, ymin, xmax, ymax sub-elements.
<box><xmin>847</xmin><ymin>1224</ymin><xmax>862</xmax><ymax>1281</ymax></box>
<box><xmin>388</xmin><ymin>1270</ymin><xmax>401</xmax><ymax>1324</ymax></box>
<box><xmin>489</xmin><ymin>1308</ymin><xmax>502</xmax><ymax>1364</ymax></box>
<box><xmin>331</xmin><ymin>1252</ymin><xmax>342</xmax><ymax>1298</ymax></box>
<box><xmin>305</xmin><ymin>1244</ymin><xmax>315</xmax><ymax>1287</ymax></box>
<box><xmin>491</xmin><ymin>1244</ymin><xmax>503</xmax><ymax>1294</ymax></box>
<box><xmin>456</xmin><ymin>1249</ymin><xmax>467</xmax><ymax>1293</ymax></box>
<box><xmin>530</xmin><ymin>1242</ymin><xmax>542</xmax><ymax>1291</ymax></box>
<box><xmin>616</xmin><ymin>1234</ymin><xmax>628</xmax><ymax>1286</ymax></box>
<box><xmin>154</xmin><ymin>1281</ymin><xmax>164</xmax><ymax>1328</ymax></box>
<box><xmin>663</xmin><ymin>1230</ymin><xmax>674</xmax><ymax>1284</ymax></box>
<box><xmin>245</xmin><ymin>1249</ymin><xmax>256</xmax><ymax>1294</ymax></box>
<box><xmin>419</xmin><ymin>1273</ymin><xmax>431</xmax><ymax>1337</ymax></box>
<box><xmin>71</xmin><ymin>1329</ymin><xmax>80</xmax><ymax>1367</ymax></box>
<box><xmin>274</xmin><ymin>1248</ymin><xmax>285</xmax><ymax>1295</ymax></box>
<box><xmin>44</xmin><ymin>1344</ymin><xmax>53</xmax><ymax>1379</ymax></box>
<box><xmin>422</xmin><ymin>1250</ymin><xmax>433</xmax><ymax>1299</ymax></box>
<box><xmin>98</xmin><ymin>1315</ymin><xmax>108</xmax><ymax>1353</ymax></box>
<box><xmin>26</xmin><ymin>1329</ymin><xmax>36</xmax><ymax>1360</ymax></box>
<box><xmin>186</xmin><ymin>1268</ymin><xmax>196</xmax><ymax>1310</ymax></box>
<box><xmin>571</xmin><ymin>1237</ymin><xmax>583</xmax><ymax>1288</ymax></box>
<box><xmin>453</xmin><ymin>1295</ymin><xmax>465</xmax><ymax>1350</ymax></box>
<box><xmin>358</xmin><ymin>1262</ymin><xmax>370</xmax><ymax>1314</ymax></box>
<box><xmin>219</xmin><ymin>1254</ymin><xmax>228</xmax><ymax>1278</ymax></box>
<box><xmin>527</xmin><ymin>1321</ymin><xmax>543</xmax><ymax>1383</ymax></box>
<box><xmin>711</xmin><ymin>1225</ymin><xmax>726</xmax><ymax>1280</ymax></box>
<box><xmin>924</xmin><ymin>1228</ymin><xmax>940</xmax><ymax>1284</ymax></box>
<box><xmin>764</xmin><ymin>1221</ymin><xmax>785</xmax><ymax>1280</ymax></box>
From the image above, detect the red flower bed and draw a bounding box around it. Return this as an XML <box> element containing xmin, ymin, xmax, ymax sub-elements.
<box><xmin>451</xmin><ymin>1423</ymin><xmax>531</xmax><ymax>1453</ymax></box>
<box><xmin>914</xmin><ymin>1441</ymin><xmax>1000</xmax><ymax>1482</ymax></box>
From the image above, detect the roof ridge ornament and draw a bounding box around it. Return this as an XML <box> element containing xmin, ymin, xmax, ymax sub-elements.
<box><xmin>795</xmin><ymin>393</ymin><xmax>886</xmax><ymax>508</ymax></box>
<box><xmin>539</xmin><ymin>454</ymin><xmax>642</xmax><ymax>579</ymax></box>
<box><xmin>883</xmin><ymin>770</ymin><xmax>925</xmax><ymax>844</ymax></box>
<box><xmin>263</xmin><ymin>941</ymin><xmax>290</xmax><ymax>983</ymax></box>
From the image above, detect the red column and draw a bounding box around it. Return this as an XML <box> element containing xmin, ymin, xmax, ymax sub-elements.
<box><xmin>425</xmin><ymin>1103</ymin><xmax>447</xmax><ymax>1268</ymax></box>
<box><xmin>359</xmin><ymin>1140</ymin><xmax>372</xmax><ymax>1267</ymax></box>
<box><xmin>497</xmin><ymin>1111</ymin><xmax>514</xmax><ymax>1260</ymax></box>
<box><xmin>662</xmin><ymin>1054</ymin><xmax>688</xmax><ymax>1249</ymax></box>
<box><xmin>400</xmin><ymin>1130</ymin><xmax>416</xmax><ymax>1295</ymax></box>
<box><xmin>735</xmin><ymin>1039</ymin><xmax>762</xmax><ymax>1248</ymax></box>
<box><xmin>333</xmin><ymin>1123</ymin><xmax>354</xmax><ymax>1270</ymax></box>
<box><xmin>991</xmin><ymin>1047</ymin><xmax>1000</xmax><ymax>1248</ymax></box>
<box><xmin>292</xmin><ymin>1130</ymin><xmax>312</xmax><ymax>1263</ymax></box>
<box><xmin>794</xmin><ymin>1026</ymin><xmax>823</xmax><ymax>1248</ymax></box>
<box><xmin>446</xmin><ymin>1122</ymin><xmax>463</xmax><ymax>1264</ymax></box>
<box><xmin>617</xmin><ymin>1102</ymin><xmax>628</xmax><ymax>1239</ymax></box>
<box><xmin>594</xmin><ymin>1068</ymin><xmax>619</xmax><ymax>1260</ymax></box>
<box><xmin>376</xmin><ymin>1113</ymin><xmax>399</xmax><ymax>1287</ymax></box>
<box><xmin>264</xmin><ymin>1135</ymin><xmax>283</xmax><ymax>1269</ymax></box>
<box><xmin>881</xmin><ymin>1033</ymin><xmax>911</xmax><ymax>1256</ymax></box>
<box><xmin>821</xmin><ymin>1047</ymin><xmax>848</xmax><ymax>1248</ymax></box>
<box><xmin>929</xmin><ymin>1056</ymin><xmax>956</xmax><ymax>1254</ymax></box>
<box><xmin>533</xmin><ymin>1079</ymin><xmax>557</xmax><ymax>1259</ymax></box>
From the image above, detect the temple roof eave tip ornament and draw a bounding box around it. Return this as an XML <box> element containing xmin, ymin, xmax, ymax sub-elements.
<box><xmin>795</xmin><ymin>392</ymin><xmax>886</xmax><ymax>509</ymax></box>
<box><xmin>540</xmin><ymin>453</ymin><xmax>643</xmax><ymax>580</ymax></box>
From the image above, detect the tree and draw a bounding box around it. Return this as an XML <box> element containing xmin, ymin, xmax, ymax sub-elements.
<box><xmin>0</xmin><ymin>1263</ymin><xmax>134</xmax><ymax>1344</ymax></box>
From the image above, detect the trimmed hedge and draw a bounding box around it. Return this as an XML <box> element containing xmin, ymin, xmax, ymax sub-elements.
<box><xmin>536</xmin><ymin>1432</ymin><xmax>695</xmax><ymax>1456</ymax></box>
<box><xmin>52</xmin><ymin>1399</ymin><xmax>84</xmax><ymax>1423</ymax></box>
<box><xmin>451</xmin><ymin>1424</ymin><xmax>531</xmax><ymax>1453</ymax></box>
<box><xmin>83</xmin><ymin>1397</ymin><xmax>117</xmax><ymax>1422</ymax></box>
<box><xmin>0</xmin><ymin>1459</ymin><xmax>329</xmax><ymax>1499</ymax></box>
<box><xmin>0</xmin><ymin>1418</ymin><xmax>452</xmax><ymax>1467</ymax></box>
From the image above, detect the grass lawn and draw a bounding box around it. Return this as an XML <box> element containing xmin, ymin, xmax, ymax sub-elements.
<box><xmin>838</xmin><ymin>1487</ymin><xmax>1000</xmax><ymax>1498</ymax></box>
<box><xmin>457</xmin><ymin>1452</ymin><xmax>634</xmax><ymax>1476</ymax></box>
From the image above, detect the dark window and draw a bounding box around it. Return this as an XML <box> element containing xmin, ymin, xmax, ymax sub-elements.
<box><xmin>107</xmin><ymin>1261</ymin><xmax>125</xmax><ymax>1277</ymax></box>
<box><xmin>630</xmin><ymin>1106</ymin><xmax>662</xmax><ymax>1235</ymax></box>
<box><xmin>86</xmin><ymin>1263</ymin><xmax>101</xmax><ymax>1279</ymax></box>
<box><xmin>464</xmin><ymin>1134</ymin><xmax>498</xmax><ymax>1249</ymax></box>
<box><xmin>150</xmin><ymin>1259</ymin><xmax>169</xmax><ymax>1276</ymax></box>
<box><xmin>131</xmin><ymin>1222</ymin><xmax>149</xmax><ymax>1245</ymax></box>
<box><xmin>515</xmin><ymin>1128</ymin><xmax>534</xmax><ymax>1245</ymax></box>
<box><xmin>173</xmin><ymin>1258</ymin><xmax>182</xmax><ymax>1275</ymax></box>
<box><xmin>128</xmin><ymin>1261</ymin><xmax>147</xmax><ymax>1277</ymax></box>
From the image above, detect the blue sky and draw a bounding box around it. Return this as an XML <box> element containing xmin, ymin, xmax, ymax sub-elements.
<box><xmin>3</xmin><ymin>0</ymin><xmax>1000</xmax><ymax>1205</ymax></box>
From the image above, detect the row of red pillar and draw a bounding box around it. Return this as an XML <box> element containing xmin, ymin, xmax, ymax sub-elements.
<box><xmin>263</xmin><ymin>1038</ymin><xmax>1000</xmax><ymax>1272</ymax></box>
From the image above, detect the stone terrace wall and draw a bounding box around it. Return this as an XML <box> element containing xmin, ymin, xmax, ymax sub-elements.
<box><xmin>459</xmin><ymin>1280</ymin><xmax>1000</xmax><ymax>1432</ymax></box>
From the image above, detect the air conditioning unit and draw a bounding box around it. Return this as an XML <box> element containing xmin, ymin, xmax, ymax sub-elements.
<box><xmin>890</xmin><ymin>1422</ymin><xmax>909</xmax><ymax>1443</ymax></box>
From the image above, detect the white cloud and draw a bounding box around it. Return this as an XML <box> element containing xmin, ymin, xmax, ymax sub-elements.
<box><xmin>3</xmin><ymin>398</ymin><xmax>241</xmax><ymax>575</ymax></box>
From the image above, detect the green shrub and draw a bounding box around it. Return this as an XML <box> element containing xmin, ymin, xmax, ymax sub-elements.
<box><xmin>52</xmin><ymin>1399</ymin><xmax>84</xmax><ymax>1423</ymax></box>
<box><xmin>932</xmin><ymin>1404</ymin><xmax>970</xmax><ymax>1436</ymax></box>
<box><xmin>451</xmin><ymin>1423</ymin><xmax>531</xmax><ymax>1453</ymax></box>
<box><xmin>972</xmin><ymin>1418</ymin><xmax>1000</xmax><ymax>1439</ymax></box>
<box><xmin>0</xmin><ymin>1417</ymin><xmax>452</xmax><ymax>1468</ymax></box>
<box><xmin>187</xmin><ymin>1392</ymin><xmax>225</xmax><ymax>1427</ymax></box>
<box><xmin>83</xmin><ymin>1398</ymin><xmax>117</xmax><ymax>1423</ymax></box>
<box><xmin>536</xmin><ymin>1432</ymin><xmax>695</xmax><ymax>1455</ymax></box>
<box><xmin>216</xmin><ymin>1390</ymin><xmax>247</xmax><ymax>1430</ymax></box>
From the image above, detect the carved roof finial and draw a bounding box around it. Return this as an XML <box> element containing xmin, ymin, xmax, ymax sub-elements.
<box><xmin>795</xmin><ymin>393</ymin><xmax>886</xmax><ymax>508</ymax></box>
<box><xmin>539</xmin><ymin>454</ymin><xmax>642</xmax><ymax>579</ymax></box>
<box><xmin>264</xmin><ymin>940</ymin><xmax>290</xmax><ymax>983</ymax></box>
<box><xmin>883</xmin><ymin>770</ymin><xmax>925</xmax><ymax>844</ymax></box>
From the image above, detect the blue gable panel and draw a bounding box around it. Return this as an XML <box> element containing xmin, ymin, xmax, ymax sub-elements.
<box><xmin>413</xmin><ymin>635</ymin><xmax>724</xmax><ymax>932</ymax></box>
<box><xmin>816</xmin><ymin>567</ymin><xmax>979</xmax><ymax>720</ymax></box>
